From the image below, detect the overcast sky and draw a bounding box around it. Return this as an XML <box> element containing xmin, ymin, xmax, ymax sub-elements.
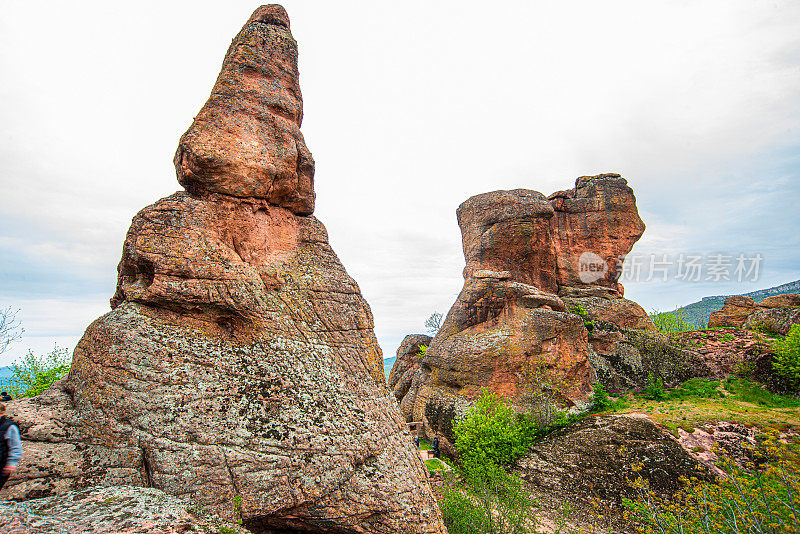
<box><xmin>1</xmin><ymin>0</ymin><xmax>799</xmax><ymax>366</ymax></box>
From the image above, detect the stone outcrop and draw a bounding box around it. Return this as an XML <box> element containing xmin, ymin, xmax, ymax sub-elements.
<box><xmin>3</xmin><ymin>6</ymin><xmax>446</xmax><ymax>534</ymax></box>
<box><xmin>388</xmin><ymin>334</ymin><xmax>432</xmax><ymax>422</ymax></box>
<box><xmin>588</xmin><ymin>326</ymin><xmax>707</xmax><ymax>392</ymax></box>
<box><xmin>389</xmin><ymin>174</ymin><xmax>651</xmax><ymax>449</ymax></box>
<box><xmin>709</xmin><ymin>293</ymin><xmax>800</xmax><ymax>334</ymax></box>
<box><xmin>515</xmin><ymin>415</ymin><xmax>711</xmax><ymax>502</ymax></box>
<box><xmin>708</xmin><ymin>296</ymin><xmax>758</xmax><ymax>328</ymax></box>
<box><xmin>0</xmin><ymin>485</ymin><xmax>249</xmax><ymax>534</ymax></box>
<box><xmin>174</xmin><ymin>6</ymin><xmax>314</xmax><ymax>214</ymax></box>
<box><xmin>548</xmin><ymin>174</ymin><xmax>646</xmax><ymax>295</ymax></box>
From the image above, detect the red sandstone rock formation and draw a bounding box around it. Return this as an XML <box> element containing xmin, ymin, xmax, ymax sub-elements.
<box><xmin>388</xmin><ymin>174</ymin><xmax>649</xmax><ymax>447</ymax></box>
<box><xmin>174</xmin><ymin>5</ymin><xmax>315</xmax><ymax>215</ymax></box>
<box><xmin>548</xmin><ymin>174</ymin><xmax>646</xmax><ymax>296</ymax></box>
<box><xmin>709</xmin><ymin>293</ymin><xmax>800</xmax><ymax>332</ymax></box>
<box><xmin>4</xmin><ymin>7</ymin><xmax>446</xmax><ymax>534</ymax></box>
<box><xmin>708</xmin><ymin>296</ymin><xmax>758</xmax><ymax>328</ymax></box>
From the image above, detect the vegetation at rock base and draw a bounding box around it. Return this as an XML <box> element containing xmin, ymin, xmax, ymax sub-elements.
<box><xmin>624</xmin><ymin>434</ymin><xmax>800</xmax><ymax>534</ymax></box>
<box><xmin>442</xmin><ymin>391</ymin><xmax>540</xmax><ymax>534</ymax></box>
<box><xmin>651</xmin><ymin>309</ymin><xmax>695</xmax><ymax>333</ymax></box>
<box><xmin>773</xmin><ymin>324</ymin><xmax>800</xmax><ymax>391</ymax></box>
<box><xmin>441</xmin><ymin>462</ymin><xmax>538</xmax><ymax>534</ymax></box>
<box><xmin>453</xmin><ymin>390</ymin><xmax>537</xmax><ymax>468</ymax></box>
<box><xmin>1</xmin><ymin>345</ymin><xmax>70</xmax><ymax>398</ymax></box>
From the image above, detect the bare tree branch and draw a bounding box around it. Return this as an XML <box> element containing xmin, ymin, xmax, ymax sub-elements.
<box><xmin>0</xmin><ymin>307</ymin><xmax>24</xmax><ymax>356</ymax></box>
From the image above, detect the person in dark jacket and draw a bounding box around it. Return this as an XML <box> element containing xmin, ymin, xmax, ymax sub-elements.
<box><xmin>0</xmin><ymin>402</ymin><xmax>21</xmax><ymax>491</ymax></box>
<box><xmin>432</xmin><ymin>434</ymin><xmax>440</xmax><ymax>458</ymax></box>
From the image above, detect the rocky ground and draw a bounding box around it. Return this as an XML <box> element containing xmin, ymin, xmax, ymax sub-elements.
<box><xmin>0</xmin><ymin>486</ymin><xmax>248</xmax><ymax>534</ymax></box>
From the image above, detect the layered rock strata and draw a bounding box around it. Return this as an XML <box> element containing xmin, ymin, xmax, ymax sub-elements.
<box><xmin>389</xmin><ymin>175</ymin><xmax>652</xmax><ymax>450</ymax></box>
<box><xmin>3</xmin><ymin>6</ymin><xmax>446</xmax><ymax>533</ymax></box>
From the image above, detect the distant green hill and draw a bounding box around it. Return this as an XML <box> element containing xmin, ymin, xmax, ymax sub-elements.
<box><xmin>672</xmin><ymin>279</ymin><xmax>800</xmax><ymax>328</ymax></box>
<box><xmin>383</xmin><ymin>356</ymin><xmax>397</xmax><ymax>378</ymax></box>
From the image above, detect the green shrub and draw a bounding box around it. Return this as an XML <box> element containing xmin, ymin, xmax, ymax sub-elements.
<box><xmin>773</xmin><ymin>324</ymin><xmax>800</xmax><ymax>391</ymax></box>
<box><xmin>1</xmin><ymin>345</ymin><xmax>70</xmax><ymax>398</ymax></box>
<box><xmin>440</xmin><ymin>462</ymin><xmax>537</xmax><ymax>534</ymax></box>
<box><xmin>417</xmin><ymin>344</ymin><xmax>428</xmax><ymax>359</ymax></box>
<box><xmin>454</xmin><ymin>390</ymin><xmax>534</xmax><ymax>468</ymax></box>
<box><xmin>640</xmin><ymin>373</ymin><xmax>667</xmax><ymax>401</ymax></box>
<box><xmin>651</xmin><ymin>309</ymin><xmax>694</xmax><ymax>333</ymax></box>
<box><xmin>592</xmin><ymin>383</ymin><xmax>612</xmax><ymax>411</ymax></box>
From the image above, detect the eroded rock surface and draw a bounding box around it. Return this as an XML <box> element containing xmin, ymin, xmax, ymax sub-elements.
<box><xmin>389</xmin><ymin>175</ymin><xmax>650</xmax><ymax>448</ymax></box>
<box><xmin>174</xmin><ymin>5</ymin><xmax>315</xmax><ymax>214</ymax></box>
<box><xmin>548</xmin><ymin>174</ymin><xmax>645</xmax><ymax>295</ymax></box>
<box><xmin>709</xmin><ymin>294</ymin><xmax>800</xmax><ymax>334</ymax></box>
<box><xmin>516</xmin><ymin>415</ymin><xmax>711</xmax><ymax>502</ymax></box>
<box><xmin>4</xmin><ymin>6</ymin><xmax>446</xmax><ymax>534</ymax></box>
<box><xmin>0</xmin><ymin>485</ymin><xmax>248</xmax><ymax>534</ymax></box>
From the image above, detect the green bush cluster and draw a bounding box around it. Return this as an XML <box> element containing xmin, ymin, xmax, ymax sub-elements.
<box><xmin>453</xmin><ymin>391</ymin><xmax>537</xmax><ymax>468</ymax></box>
<box><xmin>773</xmin><ymin>324</ymin><xmax>800</xmax><ymax>391</ymax></box>
<box><xmin>1</xmin><ymin>345</ymin><xmax>70</xmax><ymax>398</ymax></box>
<box><xmin>650</xmin><ymin>309</ymin><xmax>694</xmax><ymax>333</ymax></box>
<box><xmin>441</xmin><ymin>390</ymin><xmax>539</xmax><ymax>534</ymax></box>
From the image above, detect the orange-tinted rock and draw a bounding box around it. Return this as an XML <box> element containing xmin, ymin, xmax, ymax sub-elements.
<box><xmin>388</xmin><ymin>334</ymin><xmax>432</xmax><ymax>422</ymax></box>
<box><xmin>549</xmin><ymin>174</ymin><xmax>646</xmax><ymax>295</ymax></box>
<box><xmin>401</xmin><ymin>274</ymin><xmax>592</xmax><ymax>449</ymax></box>
<box><xmin>174</xmin><ymin>4</ymin><xmax>315</xmax><ymax>214</ymax></box>
<box><xmin>457</xmin><ymin>190</ymin><xmax>559</xmax><ymax>293</ymax></box>
<box><xmin>392</xmin><ymin>176</ymin><xmax>648</xmax><ymax>448</ymax></box>
<box><xmin>5</xmin><ymin>7</ymin><xmax>446</xmax><ymax>534</ymax></box>
<box><xmin>759</xmin><ymin>293</ymin><xmax>800</xmax><ymax>309</ymax></box>
<box><xmin>708</xmin><ymin>296</ymin><xmax>757</xmax><ymax>328</ymax></box>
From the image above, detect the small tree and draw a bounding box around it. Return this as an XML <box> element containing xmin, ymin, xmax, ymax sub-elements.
<box><xmin>773</xmin><ymin>324</ymin><xmax>800</xmax><ymax>391</ymax></box>
<box><xmin>425</xmin><ymin>312</ymin><xmax>443</xmax><ymax>334</ymax></box>
<box><xmin>1</xmin><ymin>345</ymin><xmax>71</xmax><ymax>398</ymax></box>
<box><xmin>0</xmin><ymin>306</ymin><xmax>23</xmax><ymax>356</ymax></box>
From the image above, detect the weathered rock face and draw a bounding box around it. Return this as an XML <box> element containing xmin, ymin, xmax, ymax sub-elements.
<box><xmin>515</xmin><ymin>415</ymin><xmax>711</xmax><ymax>502</ymax></box>
<box><xmin>174</xmin><ymin>5</ymin><xmax>315</xmax><ymax>215</ymax></box>
<box><xmin>4</xmin><ymin>7</ymin><xmax>446</xmax><ymax>534</ymax></box>
<box><xmin>388</xmin><ymin>175</ymin><xmax>649</xmax><ymax>448</ymax></box>
<box><xmin>388</xmin><ymin>334</ymin><xmax>432</xmax><ymax>422</ymax></box>
<box><xmin>0</xmin><ymin>485</ymin><xmax>249</xmax><ymax>534</ymax></box>
<box><xmin>709</xmin><ymin>293</ymin><xmax>800</xmax><ymax>333</ymax></box>
<box><xmin>549</xmin><ymin>174</ymin><xmax>646</xmax><ymax>295</ymax></box>
<box><xmin>744</xmin><ymin>306</ymin><xmax>800</xmax><ymax>336</ymax></box>
<box><xmin>708</xmin><ymin>296</ymin><xmax>757</xmax><ymax>328</ymax></box>
<box><xmin>458</xmin><ymin>190</ymin><xmax>559</xmax><ymax>293</ymax></box>
<box><xmin>588</xmin><ymin>326</ymin><xmax>708</xmax><ymax>392</ymax></box>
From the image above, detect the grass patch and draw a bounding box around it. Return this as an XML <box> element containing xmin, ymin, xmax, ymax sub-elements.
<box><xmin>425</xmin><ymin>458</ymin><xmax>447</xmax><ymax>471</ymax></box>
<box><xmin>418</xmin><ymin>438</ymin><xmax>432</xmax><ymax>451</ymax></box>
<box><xmin>724</xmin><ymin>376</ymin><xmax>800</xmax><ymax>408</ymax></box>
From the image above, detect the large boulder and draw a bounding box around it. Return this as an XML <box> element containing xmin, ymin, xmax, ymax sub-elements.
<box><xmin>392</xmin><ymin>176</ymin><xmax>649</xmax><ymax>448</ymax></box>
<box><xmin>548</xmin><ymin>174</ymin><xmax>646</xmax><ymax>296</ymax></box>
<box><xmin>174</xmin><ymin>5</ymin><xmax>315</xmax><ymax>214</ymax></box>
<box><xmin>709</xmin><ymin>293</ymin><xmax>800</xmax><ymax>332</ymax></box>
<box><xmin>708</xmin><ymin>296</ymin><xmax>758</xmax><ymax>328</ymax></box>
<box><xmin>458</xmin><ymin>190</ymin><xmax>559</xmax><ymax>293</ymax></box>
<box><xmin>516</xmin><ymin>415</ymin><xmax>711</xmax><ymax>502</ymax></box>
<box><xmin>388</xmin><ymin>334</ymin><xmax>432</xmax><ymax>422</ymax></box>
<box><xmin>3</xmin><ymin>7</ymin><xmax>446</xmax><ymax>534</ymax></box>
<box><xmin>743</xmin><ymin>306</ymin><xmax>800</xmax><ymax>336</ymax></box>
